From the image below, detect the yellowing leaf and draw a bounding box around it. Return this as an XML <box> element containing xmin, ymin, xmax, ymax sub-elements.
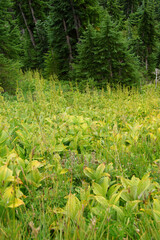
<box><xmin>137</xmin><ymin>173</ymin><xmax>151</xmax><ymax>199</ymax></box>
<box><xmin>53</xmin><ymin>144</ymin><xmax>67</xmax><ymax>152</ymax></box>
<box><xmin>8</xmin><ymin>152</ymin><xmax>18</xmax><ymax>161</ymax></box>
<box><xmin>153</xmin><ymin>199</ymin><xmax>160</xmax><ymax>222</ymax></box>
<box><xmin>60</xmin><ymin>169</ymin><xmax>68</xmax><ymax>174</ymax></box>
<box><xmin>26</xmin><ymin>168</ymin><xmax>43</xmax><ymax>187</ymax></box>
<box><xmin>8</xmin><ymin>198</ymin><xmax>25</xmax><ymax>208</ymax></box>
<box><xmin>6</xmin><ymin>176</ymin><xmax>23</xmax><ymax>184</ymax></box>
<box><xmin>53</xmin><ymin>207</ymin><xmax>65</xmax><ymax>214</ymax></box>
<box><xmin>0</xmin><ymin>166</ymin><xmax>12</xmax><ymax>187</ymax></box>
<box><xmin>109</xmin><ymin>192</ymin><xmax>121</xmax><ymax>205</ymax></box>
<box><xmin>148</xmin><ymin>133</ymin><xmax>156</xmax><ymax>141</ymax></box>
<box><xmin>65</xmin><ymin>193</ymin><xmax>81</xmax><ymax>220</ymax></box>
<box><xmin>93</xmin><ymin>182</ymin><xmax>103</xmax><ymax>196</ymax></box>
<box><xmin>107</xmin><ymin>184</ymin><xmax>121</xmax><ymax>198</ymax></box>
<box><xmin>2</xmin><ymin>185</ymin><xmax>25</xmax><ymax>208</ymax></box>
<box><xmin>0</xmin><ymin>130</ymin><xmax>8</xmax><ymax>145</ymax></box>
<box><xmin>120</xmin><ymin>176</ymin><xmax>130</xmax><ymax>188</ymax></box>
<box><xmin>84</xmin><ymin>167</ymin><xmax>94</xmax><ymax>180</ymax></box>
<box><xmin>100</xmin><ymin>177</ymin><xmax>110</xmax><ymax>196</ymax></box>
<box><xmin>94</xmin><ymin>196</ymin><xmax>109</xmax><ymax>208</ymax></box>
<box><xmin>95</xmin><ymin>163</ymin><xmax>105</xmax><ymax>179</ymax></box>
<box><xmin>110</xmin><ymin>145</ymin><xmax>117</xmax><ymax>151</ymax></box>
<box><xmin>27</xmin><ymin>160</ymin><xmax>42</xmax><ymax>171</ymax></box>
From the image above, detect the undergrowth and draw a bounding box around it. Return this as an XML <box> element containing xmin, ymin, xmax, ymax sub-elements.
<box><xmin>0</xmin><ymin>72</ymin><xmax>160</xmax><ymax>239</ymax></box>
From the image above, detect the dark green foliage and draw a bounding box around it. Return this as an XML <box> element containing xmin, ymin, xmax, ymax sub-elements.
<box><xmin>47</xmin><ymin>0</ymin><xmax>73</xmax><ymax>77</ymax></box>
<box><xmin>0</xmin><ymin>0</ymin><xmax>21</xmax><ymax>93</ymax></box>
<box><xmin>13</xmin><ymin>0</ymin><xmax>49</xmax><ymax>70</ymax></box>
<box><xmin>119</xmin><ymin>0</ymin><xmax>142</xmax><ymax>17</ymax></box>
<box><xmin>154</xmin><ymin>0</ymin><xmax>160</xmax><ymax>21</ymax></box>
<box><xmin>99</xmin><ymin>0</ymin><xmax>124</xmax><ymax>24</ymax></box>
<box><xmin>0</xmin><ymin>55</ymin><xmax>21</xmax><ymax>94</ymax></box>
<box><xmin>122</xmin><ymin>1</ymin><xmax>158</xmax><ymax>80</ymax></box>
<box><xmin>22</xmin><ymin>19</ymin><xmax>48</xmax><ymax>70</ymax></box>
<box><xmin>136</xmin><ymin>2</ymin><xmax>157</xmax><ymax>76</ymax></box>
<box><xmin>0</xmin><ymin>0</ymin><xmax>20</xmax><ymax>59</ymax></box>
<box><xmin>156</xmin><ymin>43</ymin><xmax>160</xmax><ymax>68</ymax></box>
<box><xmin>73</xmin><ymin>13</ymin><xmax>141</xmax><ymax>87</ymax></box>
<box><xmin>47</xmin><ymin>0</ymin><xmax>100</xmax><ymax>78</ymax></box>
<box><xmin>43</xmin><ymin>50</ymin><xmax>59</xmax><ymax>78</ymax></box>
<box><xmin>1</xmin><ymin>0</ymin><xmax>160</xmax><ymax>90</ymax></box>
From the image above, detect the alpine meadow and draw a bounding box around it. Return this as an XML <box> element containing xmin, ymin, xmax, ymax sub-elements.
<box><xmin>1</xmin><ymin>0</ymin><xmax>160</xmax><ymax>239</ymax></box>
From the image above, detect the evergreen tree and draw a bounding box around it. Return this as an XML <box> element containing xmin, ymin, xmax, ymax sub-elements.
<box><xmin>47</xmin><ymin>0</ymin><xmax>100</xmax><ymax>78</ymax></box>
<box><xmin>120</xmin><ymin>0</ymin><xmax>142</xmax><ymax>17</ymax></box>
<box><xmin>99</xmin><ymin>0</ymin><xmax>124</xmax><ymax>24</ymax></box>
<box><xmin>154</xmin><ymin>0</ymin><xmax>160</xmax><ymax>21</ymax></box>
<box><xmin>0</xmin><ymin>0</ymin><xmax>21</xmax><ymax>93</ymax></box>
<box><xmin>13</xmin><ymin>0</ymin><xmax>49</xmax><ymax>70</ymax></box>
<box><xmin>137</xmin><ymin>1</ymin><xmax>157</xmax><ymax>75</ymax></box>
<box><xmin>73</xmin><ymin>13</ymin><xmax>141</xmax><ymax>86</ymax></box>
<box><xmin>0</xmin><ymin>0</ymin><xmax>20</xmax><ymax>59</ymax></box>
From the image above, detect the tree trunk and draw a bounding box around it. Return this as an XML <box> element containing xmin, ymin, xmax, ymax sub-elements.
<box><xmin>63</xmin><ymin>19</ymin><xmax>73</xmax><ymax>65</ymax></box>
<box><xmin>28</xmin><ymin>0</ymin><xmax>41</xmax><ymax>39</ymax></box>
<box><xmin>77</xmin><ymin>15</ymin><xmax>81</xmax><ymax>29</ymax></box>
<box><xmin>19</xmin><ymin>3</ymin><xmax>36</xmax><ymax>48</ymax></box>
<box><xmin>145</xmin><ymin>56</ymin><xmax>148</xmax><ymax>70</ymax></box>
<box><xmin>155</xmin><ymin>68</ymin><xmax>158</xmax><ymax>88</ymax></box>
<box><xmin>69</xmin><ymin>0</ymin><xmax>80</xmax><ymax>41</ymax></box>
<box><xmin>109</xmin><ymin>61</ymin><xmax>113</xmax><ymax>78</ymax></box>
<box><xmin>28</xmin><ymin>0</ymin><xmax>37</xmax><ymax>25</ymax></box>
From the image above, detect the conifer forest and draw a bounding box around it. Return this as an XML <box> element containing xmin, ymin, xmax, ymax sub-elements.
<box><xmin>1</xmin><ymin>0</ymin><xmax>160</xmax><ymax>239</ymax></box>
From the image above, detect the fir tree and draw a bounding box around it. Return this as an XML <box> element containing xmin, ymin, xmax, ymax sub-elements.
<box><xmin>120</xmin><ymin>0</ymin><xmax>142</xmax><ymax>17</ymax></box>
<box><xmin>99</xmin><ymin>0</ymin><xmax>124</xmax><ymax>24</ymax></box>
<box><xmin>0</xmin><ymin>0</ymin><xmax>20</xmax><ymax>58</ymax></box>
<box><xmin>73</xmin><ymin>13</ymin><xmax>141</xmax><ymax>86</ymax></box>
<box><xmin>154</xmin><ymin>0</ymin><xmax>160</xmax><ymax>21</ymax></box>
<box><xmin>47</xmin><ymin>0</ymin><xmax>100</xmax><ymax>78</ymax></box>
<box><xmin>137</xmin><ymin>1</ymin><xmax>157</xmax><ymax>74</ymax></box>
<box><xmin>0</xmin><ymin>0</ymin><xmax>21</xmax><ymax>93</ymax></box>
<box><xmin>13</xmin><ymin>0</ymin><xmax>49</xmax><ymax>70</ymax></box>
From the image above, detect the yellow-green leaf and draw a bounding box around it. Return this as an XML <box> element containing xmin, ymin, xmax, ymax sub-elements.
<box><xmin>94</xmin><ymin>196</ymin><xmax>109</xmax><ymax>208</ymax></box>
<box><xmin>8</xmin><ymin>198</ymin><xmax>25</xmax><ymax>208</ymax></box>
<box><xmin>84</xmin><ymin>167</ymin><xmax>94</xmax><ymax>180</ymax></box>
<box><xmin>65</xmin><ymin>193</ymin><xmax>81</xmax><ymax>220</ymax></box>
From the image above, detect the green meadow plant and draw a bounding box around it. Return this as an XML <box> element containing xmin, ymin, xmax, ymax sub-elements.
<box><xmin>52</xmin><ymin>163</ymin><xmax>160</xmax><ymax>239</ymax></box>
<box><xmin>1</xmin><ymin>72</ymin><xmax>160</xmax><ymax>238</ymax></box>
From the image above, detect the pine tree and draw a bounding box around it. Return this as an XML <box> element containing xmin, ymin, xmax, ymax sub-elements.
<box><xmin>73</xmin><ymin>13</ymin><xmax>141</xmax><ymax>86</ymax></box>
